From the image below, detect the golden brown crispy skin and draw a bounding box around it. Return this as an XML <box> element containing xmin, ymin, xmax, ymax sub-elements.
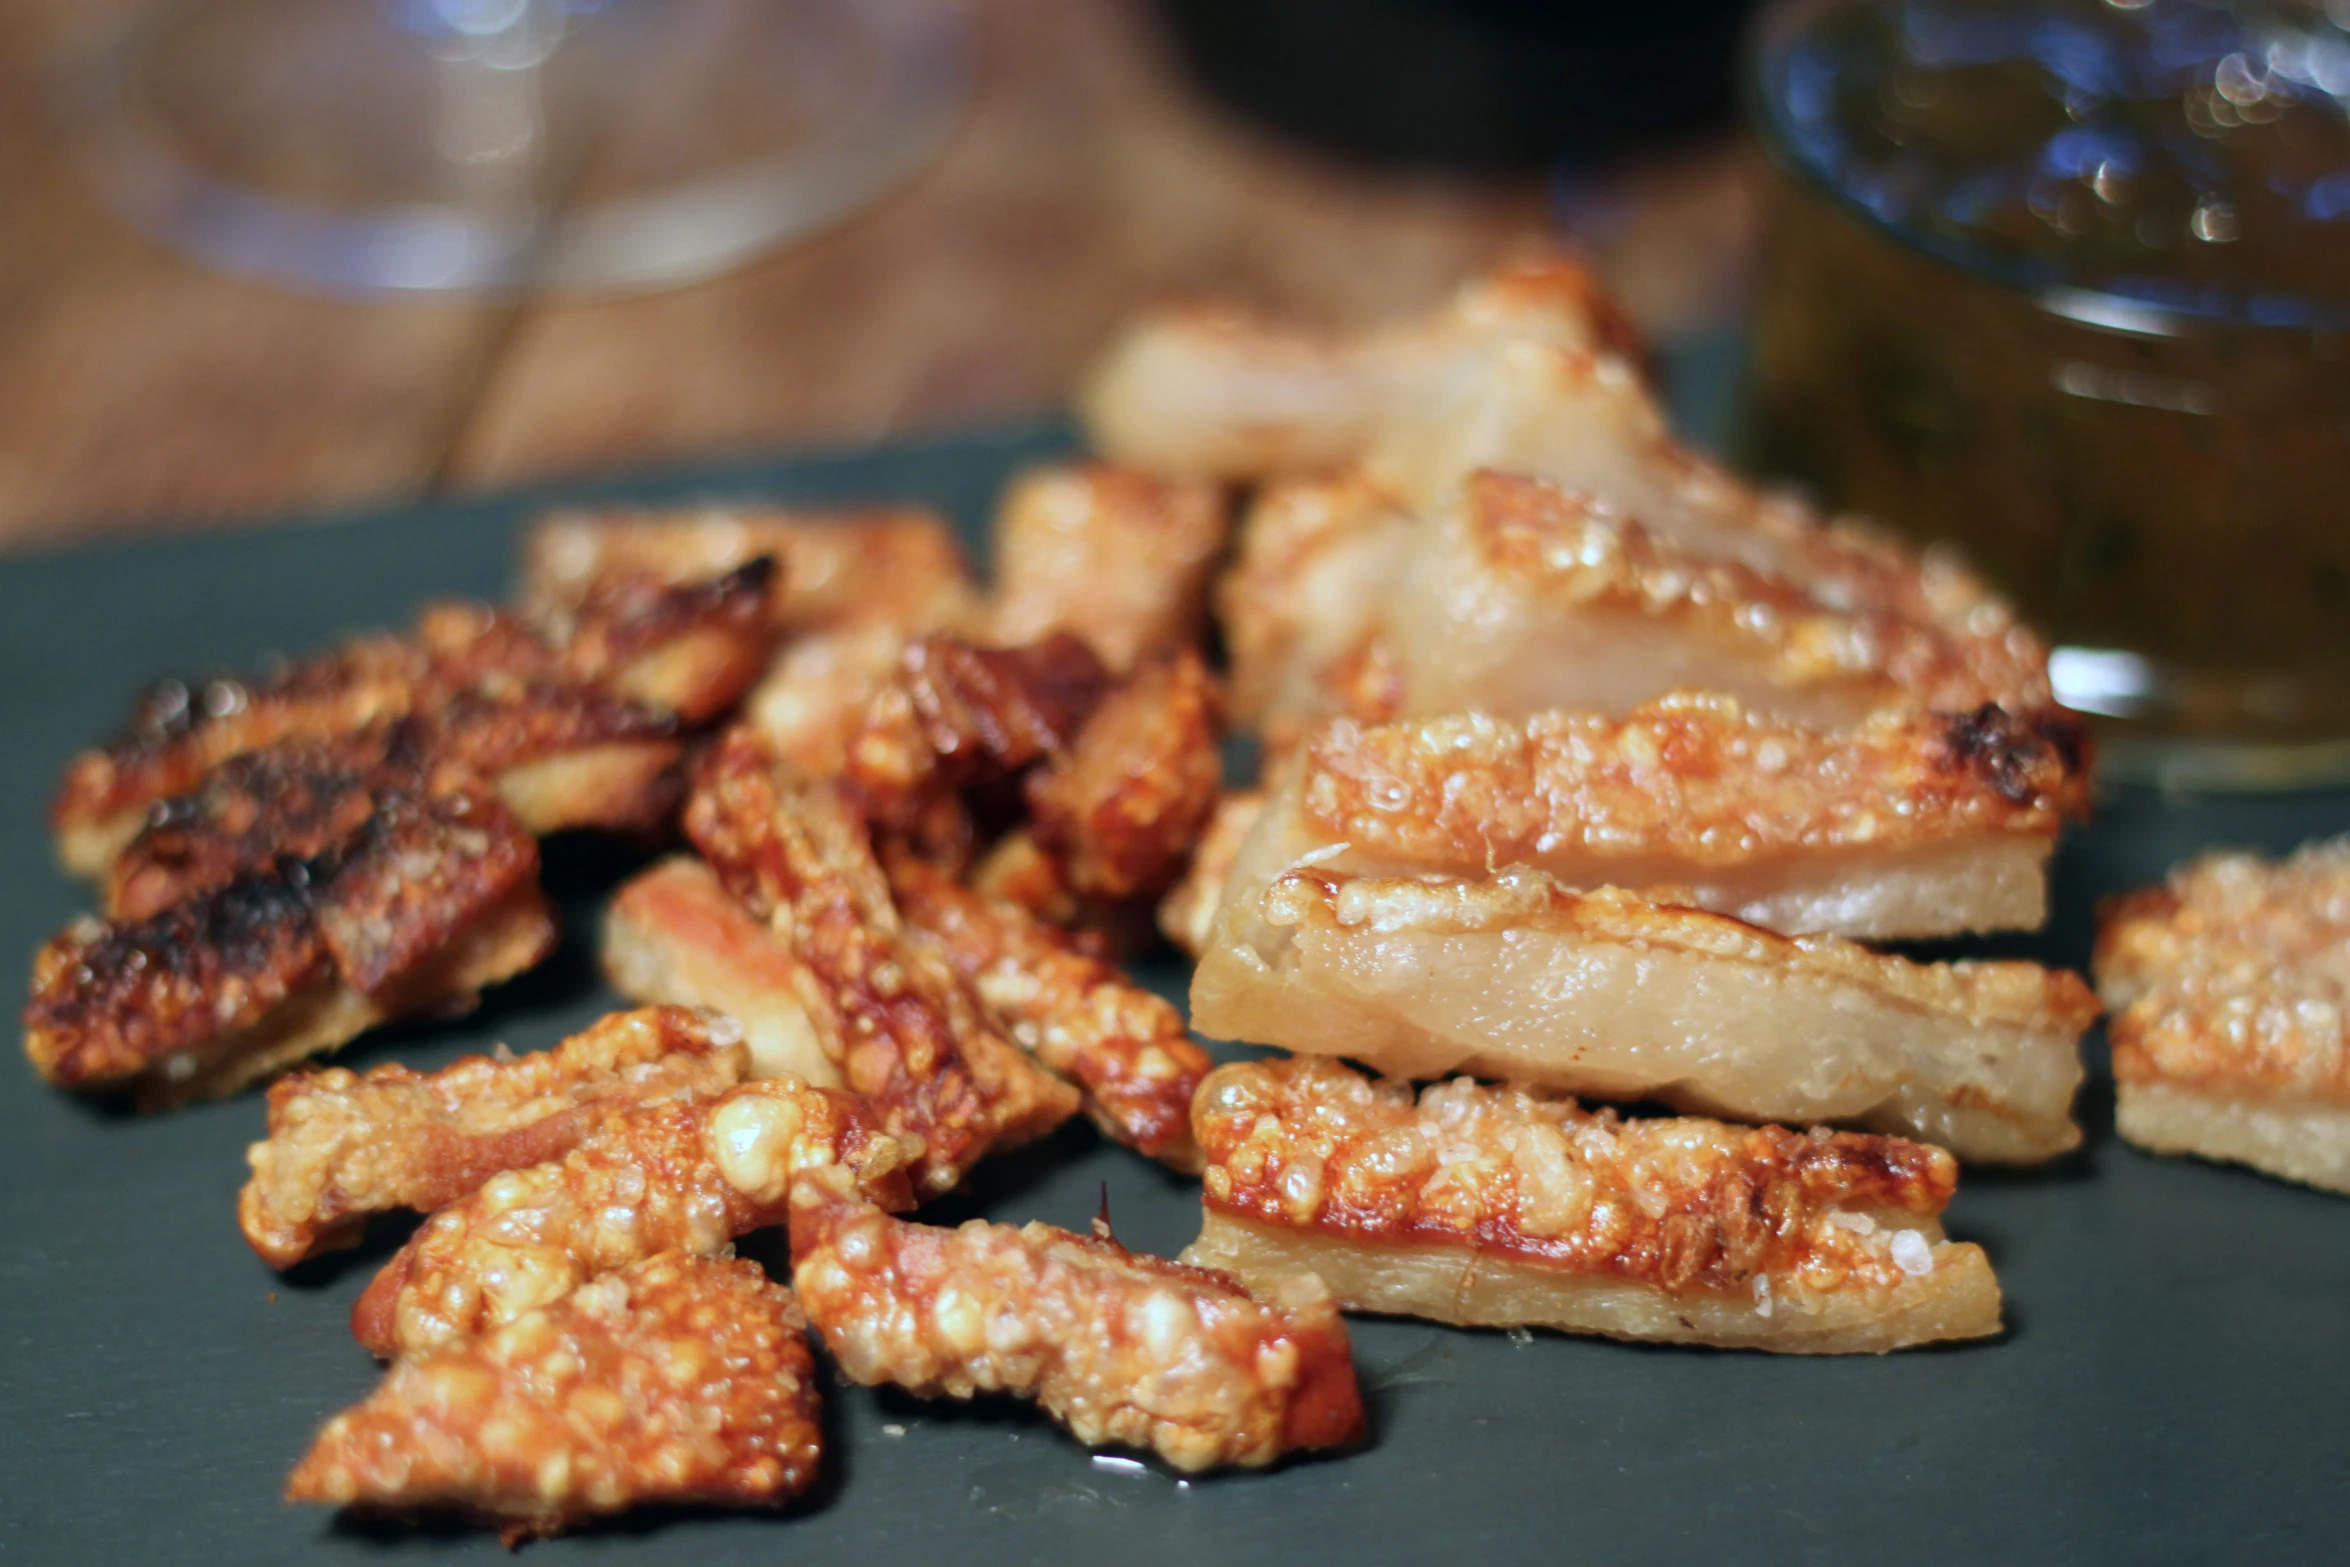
<box><xmin>521</xmin><ymin>505</ymin><xmax>977</xmax><ymax>634</ymax></box>
<box><xmin>744</xmin><ymin>620</ymin><xmax>920</xmax><ymax>776</ymax></box>
<box><xmin>1026</xmin><ymin>647</ymin><xmax>1224</xmax><ymax>906</ymax></box>
<box><xmin>982</xmin><ymin>464</ymin><xmax>1228</xmax><ymax>672</ymax></box>
<box><xmin>601</xmin><ymin>858</ymin><xmax>837</xmax><ymax>1086</ymax></box>
<box><xmin>1195</xmin><ymin>866</ymin><xmax>2095</xmax><ymax>1163</ymax></box>
<box><xmin>26</xmin><ymin>779</ymin><xmax>554</xmax><ymax>1104</ymax></box>
<box><xmin>1079</xmin><ymin>254</ymin><xmax>1641</xmax><ymax>481</ymax></box>
<box><xmin>238</xmin><ymin>1007</ymin><xmax>751</xmax><ymax>1269</ymax></box>
<box><xmin>685</xmin><ymin>729</ymin><xmax>1082</xmax><ymax>1196</ymax></box>
<box><xmin>2096</xmin><ymin>838</ymin><xmax>2350</xmax><ymax>1192</ymax></box>
<box><xmin>52</xmin><ymin>561</ymin><xmax>774</xmax><ymax>877</ymax></box>
<box><xmin>790</xmin><ymin>1171</ymin><xmax>1364</xmax><ymax>1471</ymax></box>
<box><xmin>884</xmin><ymin>852</ymin><xmax>1210</xmax><ymax>1170</ymax></box>
<box><xmin>1158</xmin><ymin>792</ymin><xmax>1265</xmax><ymax>958</ymax></box>
<box><xmin>842</xmin><ymin>632</ymin><xmax>1112</xmax><ymax>843</ymax></box>
<box><xmin>353</xmin><ymin>1077</ymin><xmax>912</xmax><ymax>1359</ymax></box>
<box><xmin>291</xmin><ymin>1251</ymin><xmax>821</xmax><ymax>1538</ymax></box>
<box><xmin>1258</xmin><ymin>696</ymin><xmax>2084</xmax><ymax>941</ymax></box>
<box><xmin>1184</xmin><ymin>1056</ymin><xmax>2001</xmax><ymax>1353</ymax></box>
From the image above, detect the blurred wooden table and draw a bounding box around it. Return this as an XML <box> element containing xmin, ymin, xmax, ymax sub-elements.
<box><xmin>0</xmin><ymin>0</ymin><xmax>1749</xmax><ymax>552</ymax></box>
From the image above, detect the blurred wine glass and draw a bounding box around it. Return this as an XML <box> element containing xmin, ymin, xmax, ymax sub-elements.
<box><xmin>69</xmin><ymin>0</ymin><xmax>972</xmax><ymax>294</ymax></box>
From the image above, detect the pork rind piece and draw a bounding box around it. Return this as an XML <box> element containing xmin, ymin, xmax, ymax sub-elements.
<box><xmin>842</xmin><ymin>632</ymin><xmax>1112</xmax><ymax>847</ymax></box>
<box><xmin>25</xmin><ymin>775</ymin><xmax>554</xmax><ymax>1106</ymax></box>
<box><xmin>1360</xmin><ymin>469</ymin><xmax>2057</xmax><ymax>729</ymax></box>
<box><xmin>603</xmin><ymin>857</ymin><xmax>836</xmax><ymax>1086</ymax></box>
<box><xmin>886</xmin><ymin>853</ymin><xmax>1211</xmax><ymax>1169</ymax></box>
<box><xmin>290</xmin><ymin>1251</ymin><xmax>821</xmax><ymax>1538</ymax></box>
<box><xmin>1238</xmin><ymin>697</ymin><xmax>2082</xmax><ymax>941</ymax></box>
<box><xmin>790</xmin><ymin>1171</ymin><xmax>1365</xmax><ymax>1472</ymax></box>
<box><xmin>1182</xmin><ymin>1056</ymin><xmax>2000</xmax><ymax>1354</ymax></box>
<box><xmin>982</xmin><ymin>464</ymin><xmax>1229</xmax><ymax>673</ymax></box>
<box><xmin>1026</xmin><ymin>647</ymin><xmax>1225</xmax><ymax>905</ymax></box>
<box><xmin>686</xmin><ymin>729</ymin><xmax>1083</xmax><ymax>1196</ymax></box>
<box><xmin>238</xmin><ymin>1007</ymin><xmax>751</xmax><ymax>1269</ymax></box>
<box><xmin>521</xmin><ymin>504</ymin><xmax>978</xmax><ymax>634</ymax></box>
<box><xmin>1159</xmin><ymin>791</ymin><xmax>1266</xmax><ymax>958</ymax></box>
<box><xmin>2096</xmin><ymin>838</ymin><xmax>2350</xmax><ymax>1194</ymax></box>
<box><xmin>1079</xmin><ymin>254</ymin><xmax>1641</xmax><ymax>481</ymax></box>
<box><xmin>1194</xmin><ymin>867</ymin><xmax>2095</xmax><ymax>1163</ymax></box>
<box><xmin>354</xmin><ymin>1077</ymin><xmax>912</xmax><ymax>1359</ymax></box>
<box><xmin>52</xmin><ymin>559</ymin><xmax>775</xmax><ymax>878</ymax></box>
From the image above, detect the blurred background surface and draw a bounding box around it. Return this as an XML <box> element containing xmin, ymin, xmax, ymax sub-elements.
<box><xmin>0</xmin><ymin>0</ymin><xmax>1755</xmax><ymax>551</ymax></box>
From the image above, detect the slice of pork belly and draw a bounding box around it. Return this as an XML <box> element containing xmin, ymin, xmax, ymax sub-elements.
<box><xmin>1368</xmin><ymin>469</ymin><xmax>2056</xmax><ymax>728</ymax></box>
<box><xmin>1078</xmin><ymin>254</ymin><xmax>1641</xmax><ymax>482</ymax></box>
<box><xmin>2096</xmin><ymin>838</ymin><xmax>2350</xmax><ymax>1194</ymax></box>
<box><xmin>1158</xmin><ymin>791</ymin><xmax>1266</xmax><ymax>958</ymax></box>
<box><xmin>1180</xmin><ymin>1056</ymin><xmax>2000</xmax><ymax>1354</ymax></box>
<box><xmin>1192</xmin><ymin>867</ymin><xmax>2095</xmax><ymax>1163</ymax></box>
<box><xmin>1221</xmin><ymin>698</ymin><xmax>2082</xmax><ymax>941</ymax></box>
<box><xmin>238</xmin><ymin>1006</ymin><xmax>750</xmax><ymax>1268</ymax></box>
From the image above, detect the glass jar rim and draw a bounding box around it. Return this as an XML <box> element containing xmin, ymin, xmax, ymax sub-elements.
<box><xmin>1743</xmin><ymin>0</ymin><xmax>2350</xmax><ymax>337</ymax></box>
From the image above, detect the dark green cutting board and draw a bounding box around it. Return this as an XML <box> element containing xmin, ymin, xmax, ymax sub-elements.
<box><xmin>1</xmin><ymin>416</ymin><xmax>2343</xmax><ymax>1567</ymax></box>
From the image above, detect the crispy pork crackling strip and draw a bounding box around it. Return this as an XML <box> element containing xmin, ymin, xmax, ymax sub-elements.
<box><xmin>884</xmin><ymin>852</ymin><xmax>1211</xmax><ymax>1170</ymax></box>
<box><xmin>354</xmin><ymin>1076</ymin><xmax>912</xmax><ymax>1359</ymax></box>
<box><xmin>1158</xmin><ymin>792</ymin><xmax>1266</xmax><ymax>958</ymax></box>
<box><xmin>2096</xmin><ymin>837</ymin><xmax>2350</xmax><ymax>1194</ymax></box>
<box><xmin>1182</xmin><ymin>1056</ymin><xmax>2000</xmax><ymax>1354</ymax></box>
<box><xmin>1079</xmin><ymin>254</ymin><xmax>1642</xmax><ymax>481</ymax></box>
<box><xmin>685</xmin><ymin>729</ymin><xmax>1083</xmax><ymax>1196</ymax></box>
<box><xmin>1025</xmin><ymin>647</ymin><xmax>1225</xmax><ymax>906</ymax></box>
<box><xmin>603</xmin><ymin>857</ymin><xmax>838</xmax><ymax>1086</ymax></box>
<box><xmin>52</xmin><ymin>559</ymin><xmax>776</xmax><ymax>879</ymax></box>
<box><xmin>25</xmin><ymin>772</ymin><xmax>554</xmax><ymax>1106</ymax></box>
<box><xmin>291</xmin><ymin>1251</ymin><xmax>822</xmax><ymax>1539</ymax></box>
<box><xmin>1194</xmin><ymin>867</ymin><xmax>2095</xmax><ymax>1163</ymax></box>
<box><xmin>980</xmin><ymin>464</ymin><xmax>1228</xmax><ymax>673</ymax></box>
<box><xmin>790</xmin><ymin>1169</ymin><xmax>1366</xmax><ymax>1472</ymax></box>
<box><xmin>1225</xmin><ymin>697</ymin><xmax>2083</xmax><ymax>943</ymax></box>
<box><xmin>841</xmin><ymin>631</ymin><xmax>1112</xmax><ymax>847</ymax></box>
<box><xmin>239</xmin><ymin>1006</ymin><xmax>751</xmax><ymax>1269</ymax></box>
<box><xmin>521</xmin><ymin>504</ymin><xmax>979</xmax><ymax>633</ymax></box>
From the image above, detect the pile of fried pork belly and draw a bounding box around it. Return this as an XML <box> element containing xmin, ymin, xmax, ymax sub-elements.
<box><xmin>25</xmin><ymin>258</ymin><xmax>2133</xmax><ymax>1540</ymax></box>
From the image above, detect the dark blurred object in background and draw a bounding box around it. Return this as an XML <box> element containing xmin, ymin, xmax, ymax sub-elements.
<box><xmin>1156</xmin><ymin>0</ymin><xmax>1758</xmax><ymax>169</ymax></box>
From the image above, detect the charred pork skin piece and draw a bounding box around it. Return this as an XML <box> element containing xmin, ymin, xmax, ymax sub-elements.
<box><xmin>1183</xmin><ymin>1056</ymin><xmax>2001</xmax><ymax>1354</ymax></box>
<box><xmin>2096</xmin><ymin>838</ymin><xmax>2350</xmax><ymax>1194</ymax></box>
<box><xmin>354</xmin><ymin>1077</ymin><xmax>912</xmax><ymax>1359</ymax></box>
<box><xmin>238</xmin><ymin>1007</ymin><xmax>751</xmax><ymax>1269</ymax></box>
<box><xmin>26</xmin><ymin>756</ymin><xmax>555</xmax><ymax>1107</ymax></box>
<box><xmin>521</xmin><ymin>504</ymin><xmax>978</xmax><ymax>635</ymax></box>
<box><xmin>602</xmin><ymin>857</ymin><xmax>838</xmax><ymax>1086</ymax></box>
<box><xmin>686</xmin><ymin>729</ymin><xmax>1083</xmax><ymax>1197</ymax></box>
<box><xmin>291</xmin><ymin>1251</ymin><xmax>822</xmax><ymax>1540</ymax></box>
<box><xmin>1079</xmin><ymin>255</ymin><xmax>1642</xmax><ymax>482</ymax></box>
<box><xmin>52</xmin><ymin>559</ymin><xmax>775</xmax><ymax>879</ymax></box>
<box><xmin>790</xmin><ymin>1169</ymin><xmax>1365</xmax><ymax>1472</ymax></box>
<box><xmin>980</xmin><ymin>464</ymin><xmax>1228</xmax><ymax>673</ymax></box>
<box><xmin>1221</xmin><ymin>698</ymin><xmax>2084</xmax><ymax>942</ymax></box>
<box><xmin>885</xmin><ymin>852</ymin><xmax>1211</xmax><ymax>1170</ymax></box>
<box><xmin>1193</xmin><ymin>867</ymin><xmax>2095</xmax><ymax>1163</ymax></box>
